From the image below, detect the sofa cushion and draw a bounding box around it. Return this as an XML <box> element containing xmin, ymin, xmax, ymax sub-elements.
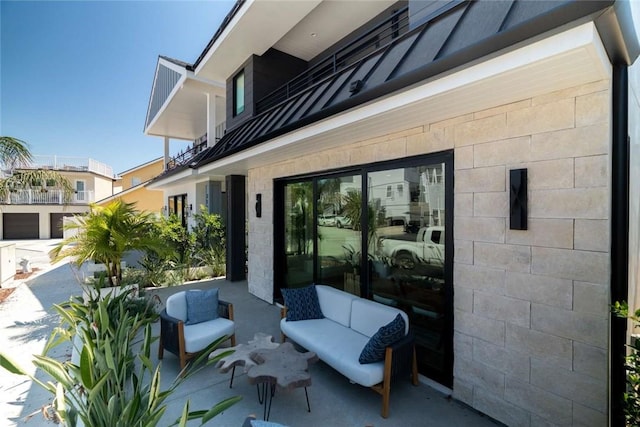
<box><xmin>350</xmin><ymin>298</ymin><xmax>409</xmax><ymax>338</ymax></box>
<box><xmin>183</xmin><ymin>317</ymin><xmax>235</xmax><ymax>353</ymax></box>
<box><xmin>359</xmin><ymin>314</ymin><xmax>406</xmax><ymax>364</ymax></box>
<box><xmin>281</xmin><ymin>317</ymin><xmax>385</xmax><ymax>386</ymax></box>
<box><xmin>282</xmin><ymin>285</ymin><xmax>324</xmax><ymax>321</ymax></box>
<box><xmin>316</xmin><ymin>285</ymin><xmax>358</xmax><ymax>327</ymax></box>
<box><xmin>185</xmin><ymin>289</ymin><xmax>219</xmax><ymax>325</ymax></box>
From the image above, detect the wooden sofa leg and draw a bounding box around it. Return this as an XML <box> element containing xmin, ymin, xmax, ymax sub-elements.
<box><xmin>231</xmin><ymin>334</ymin><xmax>237</xmax><ymax>347</ymax></box>
<box><xmin>381</xmin><ymin>347</ymin><xmax>393</xmax><ymax>418</ymax></box>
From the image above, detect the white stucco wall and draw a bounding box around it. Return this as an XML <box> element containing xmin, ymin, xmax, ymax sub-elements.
<box><xmin>162</xmin><ymin>182</ymin><xmax>198</xmax><ymax>229</ymax></box>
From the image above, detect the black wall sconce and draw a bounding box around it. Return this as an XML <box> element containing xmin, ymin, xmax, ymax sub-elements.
<box><xmin>255</xmin><ymin>193</ymin><xmax>262</xmax><ymax>218</ymax></box>
<box><xmin>509</xmin><ymin>168</ymin><xmax>528</xmax><ymax>230</ymax></box>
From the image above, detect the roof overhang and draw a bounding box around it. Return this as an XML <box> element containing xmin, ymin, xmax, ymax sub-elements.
<box><xmin>194</xmin><ymin>0</ymin><xmax>397</xmax><ymax>81</ymax></box>
<box><xmin>144</xmin><ymin>57</ymin><xmax>226</xmax><ymax>141</ymax></box>
<box><xmin>196</xmin><ymin>21</ymin><xmax>611</xmax><ymax>176</ymax></box>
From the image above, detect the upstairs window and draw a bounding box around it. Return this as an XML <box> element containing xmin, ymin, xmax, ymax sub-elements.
<box><xmin>233</xmin><ymin>70</ymin><xmax>245</xmax><ymax>116</ymax></box>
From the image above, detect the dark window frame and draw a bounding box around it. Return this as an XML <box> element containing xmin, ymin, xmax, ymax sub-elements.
<box><xmin>233</xmin><ymin>69</ymin><xmax>245</xmax><ymax>117</ymax></box>
<box><xmin>167</xmin><ymin>194</ymin><xmax>188</xmax><ymax>227</ymax></box>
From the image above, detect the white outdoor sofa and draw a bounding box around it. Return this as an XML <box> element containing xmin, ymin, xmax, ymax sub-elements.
<box><xmin>280</xmin><ymin>284</ymin><xmax>418</xmax><ymax>418</ymax></box>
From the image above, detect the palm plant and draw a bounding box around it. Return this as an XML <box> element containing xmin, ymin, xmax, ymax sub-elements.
<box><xmin>0</xmin><ymin>136</ymin><xmax>74</xmax><ymax>201</ymax></box>
<box><xmin>50</xmin><ymin>200</ymin><xmax>167</xmax><ymax>287</ymax></box>
<box><xmin>0</xmin><ymin>136</ymin><xmax>32</xmax><ymax>168</ymax></box>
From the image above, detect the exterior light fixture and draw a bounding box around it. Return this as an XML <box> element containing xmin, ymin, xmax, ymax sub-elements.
<box><xmin>509</xmin><ymin>168</ymin><xmax>527</xmax><ymax>230</ymax></box>
<box><xmin>255</xmin><ymin>193</ymin><xmax>262</xmax><ymax>218</ymax></box>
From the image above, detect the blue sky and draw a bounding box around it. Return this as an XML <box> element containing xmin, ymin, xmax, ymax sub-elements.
<box><xmin>1</xmin><ymin>0</ymin><xmax>234</xmax><ymax>175</ymax></box>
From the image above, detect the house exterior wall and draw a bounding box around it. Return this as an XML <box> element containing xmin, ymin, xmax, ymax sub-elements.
<box><xmin>225</xmin><ymin>50</ymin><xmax>308</xmax><ymax>131</ymax></box>
<box><xmin>247</xmin><ymin>79</ymin><xmax>612</xmax><ymax>425</ymax></box>
<box><xmin>120</xmin><ymin>160</ymin><xmax>163</xmax><ymax>191</ymax></box>
<box><xmin>162</xmin><ymin>182</ymin><xmax>197</xmax><ymax>228</ymax></box>
<box><xmin>0</xmin><ymin>204</ymin><xmax>88</xmax><ymax>239</ymax></box>
<box><xmin>97</xmin><ymin>160</ymin><xmax>164</xmax><ymax>212</ymax></box>
<box><xmin>91</xmin><ymin>175</ymin><xmax>114</xmax><ymax>200</ymax></box>
<box><xmin>107</xmin><ymin>186</ymin><xmax>163</xmax><ymax>213</ymax></box>
<box><xmin>56</xmin><ymin>171</ymin><xmax>113</xmax><ymax>201</ymax></box>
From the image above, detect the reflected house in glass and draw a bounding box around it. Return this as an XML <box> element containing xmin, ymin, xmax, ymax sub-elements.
<box><xmin>144</xmin><ymin>1</ymin><xmax>640</xmax><ymax>425</ymax></box>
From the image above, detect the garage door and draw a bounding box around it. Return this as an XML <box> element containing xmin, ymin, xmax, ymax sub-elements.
<box><xmin>50</xmin><ymin>213</ymin><xmax>74</xmax><ymax>239</ymax></box>
<box><xmin>3</xmin><ymin>213</ymin><xmax>39</xmax><ymax>239</ymax></box>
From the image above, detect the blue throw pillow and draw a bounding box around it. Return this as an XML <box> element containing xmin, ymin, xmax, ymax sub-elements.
<box><xmin>185</xmin><ymin>289</ymin><xmax>218</xmax><ymax>325</ymax></box>
<box><xmin>359</xmin><ymin>314</ymin><xmax>405</xmax><ymax>364</ymax></box>
<box><xmin>281</xmin><ymin>285</ymin><xmax>324</xmax><ymax>321</ymax></box>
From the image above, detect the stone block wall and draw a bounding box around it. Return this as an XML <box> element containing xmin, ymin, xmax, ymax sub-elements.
<box><xmin>450</xmin><ymin>80</ymin><xmax>611</xmax><ymax>427</ymax></box>
<box><xmin>247</xmin><ymin>79</ymin><xmax>612</xmax><ymax>425</ymax></box>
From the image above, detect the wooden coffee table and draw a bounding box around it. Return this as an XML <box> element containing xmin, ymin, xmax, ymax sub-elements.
<box><xmin>247</xmin><ymin>341</ymin><xmax>318</xmax><ymax>421</ymax></box>
<box><xmin>210</xmin><ymin>332</ymin><xmax>279</xmax><ymax>388</ymax></box>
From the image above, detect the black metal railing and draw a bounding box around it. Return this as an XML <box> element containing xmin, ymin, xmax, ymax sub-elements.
<box><xmin>255</xmin><ymin>6</ymin><xmax>410</xmax><ymax>114</ymax></box>
<box><xmin>166</xmin><ymin>135</ymin><xmax>208</xmax><ymax>170</ymax></box>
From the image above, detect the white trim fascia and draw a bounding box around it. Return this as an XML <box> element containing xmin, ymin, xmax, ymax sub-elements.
<box><xmin>158</xmin><ymin>57</ymin><xmax>189</xmax><ymax>74</ymax></box>
<box><xmin>146</xmin><ymin>168</ymin><xmax>197</xmax><ymax>190</ymax></box>
<box><xmin>193</xmin><ymin>0</ymin><xmax>255</xmax><ymax>77</ymax></box>
<box><xmin>118</xmin><ymin>157</ymin><xmax>163</xmax><ymax>176</ymax></box>
<box><xmin>185</xmin><ymin>69</ymin><xmax>225</xmax><ymax>90</ymax></box>
<box><xmin>198</xmin><ymin>22</ymin><xmax>610</xmax><ymax>175</ymax></box>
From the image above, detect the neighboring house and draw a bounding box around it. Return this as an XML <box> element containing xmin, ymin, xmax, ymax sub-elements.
<box><xmin>96</xmin><ymin>157</ymin><xmax>164</xmax><ymax>213</ymax></box>
<box><xmin>0</xmin><ymin>155</ymin><xmax>115</xmax><ymax>239</ymax></box>
<box><xmin>144</xmin><ymin>1</ymin><xmax>640</xmax><ymax>425</ymax></box>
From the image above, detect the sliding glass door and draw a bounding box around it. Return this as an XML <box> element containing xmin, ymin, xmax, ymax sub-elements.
<box><xmin>367</xmin><ymin>163</ymin><xmax>448</xmax><ymax>384</ymax></box>
<box><xmin>282</xmin><ymin>181</ymin><xmax>314</xmax><ymax>288</ymax></box>
<box><xmin>317</xmin><ymin>175</ymin><xmax>362</xmax><ymax>294</ymax></box>
<box><xmin>275</xmin><ymin>153</ymin><xmax>453</xmax><ymax>386</ymax></box>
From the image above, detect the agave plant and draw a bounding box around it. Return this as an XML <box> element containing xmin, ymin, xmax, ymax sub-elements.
<box><xmin>0</xmin><ymin>291</ymin><xmax>240</xmax><ymax>426</ymax></box>
<box><xmin>50</xmin><ymin>200</ymin><xmax>168</xmax><ymax>288</ymax></box>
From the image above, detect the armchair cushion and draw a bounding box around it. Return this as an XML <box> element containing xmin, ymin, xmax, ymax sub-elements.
<box><xmin>281</xmin><ymin>285</ymin><xmax>324</xmax><ymax>321</ymax></box>
<box><xmin>185</xmin><ymin>289</ymin><xmax>219</xmax><ymax>325</ymax></box>
<box><xmin>359</xmin><ymin>314</ymin><xmax>405</xmax><ymax>364</ymax></box>
<box><xmin>183</xmin><ymin>316</ymin><xmax>234</xmax><ymax>353</ymax></box>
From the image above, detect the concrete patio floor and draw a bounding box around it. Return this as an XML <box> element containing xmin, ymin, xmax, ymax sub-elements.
<box><xmin>0</xmin><ymin>243</ymin><xmax>500</xmax><ymax>426</ymax></box>
<box><xmin>148</xmin><ymin>279</ymin><xmax>501</xmax><ymax>427</ymax></box>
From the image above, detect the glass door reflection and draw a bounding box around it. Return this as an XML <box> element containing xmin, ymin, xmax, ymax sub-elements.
<box><xmin>317</xmin><ymin>175</ymin><xmax>362</xmax><ymax>295</ymax></box>
<box><xmin>367</xmin><ymin>164</ymin><xmax>447</xmax><ymax>381</ymax></box>
<box><xmin>283</xmin><ymin>181</ymin><xmax>314</xmax><ymax>289</ymax></box>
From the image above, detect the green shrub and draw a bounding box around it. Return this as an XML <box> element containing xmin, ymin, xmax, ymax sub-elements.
<box><xmin>613</xmin><ymin>301</ymin><xmax>640</xmax><ymax>425</ymax></box>
<box><xmin>155</xmin><ymin>214</ymin><xmax>195</xmax><ymax>265</ymax></box>
<box><xmin>193</xmin><ymin>208</ymin><xmax>225</xmax><ymax>252</ymax></box>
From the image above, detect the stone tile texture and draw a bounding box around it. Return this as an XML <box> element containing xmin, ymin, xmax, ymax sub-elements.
<box><xmin>247</xmin><ymin>79</ymin><xmax>613</xmax><ymax>426</ymax></box>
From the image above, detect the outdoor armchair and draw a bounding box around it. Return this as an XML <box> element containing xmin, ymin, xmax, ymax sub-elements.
<box><xmin>158</xmin><ymin>289</ymin><xmax>236</xmax><ymax>371</ymax></box>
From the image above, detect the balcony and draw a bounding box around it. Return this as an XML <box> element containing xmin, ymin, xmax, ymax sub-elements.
<box><xmin>166</xmin><ymin>122</ymin><xmax>226</xmax><ymax>171</ymax></box>
<box><xmin>255</xmin><ymin>6</ymin><xmax>409</xmax><ymax>114</ymax></box>
<box><xmin>2</xmin><ymin>189</ymin><xmax>94</xmax><ymax>205</ymax></box>
<box><xmin>22</xmin><ymin>155</ymin><xmax>114</xmax><ymax>178</ymax></box>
